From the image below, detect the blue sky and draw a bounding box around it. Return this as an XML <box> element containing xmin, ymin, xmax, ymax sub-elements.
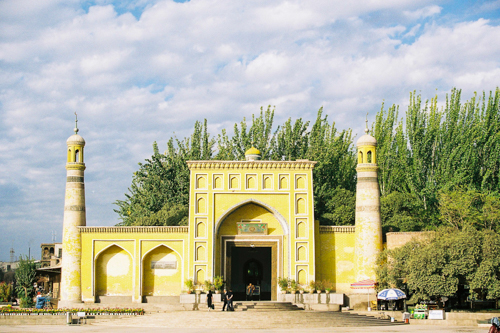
<box><xmin>0</xmin><ymin>0</ymin><xmax>499</xmax><ymax>261</ymax></box>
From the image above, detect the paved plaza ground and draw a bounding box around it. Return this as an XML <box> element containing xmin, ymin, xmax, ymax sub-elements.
<box><xmin>0</xmin><ymin>325</ymin><xmax>488</xmax><ymax>333</ymax></box>
<box><xmin>0</xmin><ymin>310</ymin><xmax>490</xmax><ymax>333</ymax></box>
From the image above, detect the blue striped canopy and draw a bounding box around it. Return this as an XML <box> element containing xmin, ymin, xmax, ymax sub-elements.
<box><xmin>377</xmin><ymin>288</ymin><xmax>406</xmax><ymax>300</ymax></box>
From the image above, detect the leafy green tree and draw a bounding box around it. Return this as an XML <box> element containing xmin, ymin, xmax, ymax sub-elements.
<box><xmin>307</xmin><ymin>109</ymin><xmax>357</xmax><ymax>225</ymax></box>
<box><xmin>380</xmin><ymin>192</ymin><xmax>426</xmax><ymax>232</ymax></box>
<box><xmin>377</xmin><ymin>227</ymin><xmax>500</xmax><ymax>302</ymax></box>
<box><xmin>116</xmin><ymin>107</ymin><xmax>357</xmax><ymax>226</ymax></box>
<box><xmin>130</xmin><ymin>203</ymin><xmax>188</xmax><ymax>226</ymax></box>
<box><xmin>116</xmin><ymin>88</ymin><xmax>500</xmax><ymax>229</ymax></box>
<box><xmin>320</xmin><ymin>187</ymin><xmax>355</xmax><ymax>225</ymax></box>
<box><xmin>0</xmin><ymin>282</ymin><xmax>12</xmax><ymax>302</ymax></box>
<box><xmin>482</xmin><ymin>194</ymin><xmax>500</xmax><ymax>232</ymax></box>
<box><xmin>439</xmin><ymin>187</ymin><xmax>483</xmax><ymax>229</ymax></box>
<box><xmin>374</xmin><ymin>88</ymin><xmax>500</xmax><ymax>231</ymax></box>
<box><xmin>14</xmin><ymin>255</ymin><xmax>36</xmax><ymax>308</ymax></box>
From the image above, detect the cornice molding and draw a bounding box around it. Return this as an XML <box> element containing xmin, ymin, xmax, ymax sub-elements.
<box><xmin>319</xmin><ymin>226</ymin><xmax>355</xmax><ymax>234</ymax></box>
<box><xmin>187</xmin><ymin>160</ymin><xmax>317</xmax><ymax>170</ymax></box>
<box><xmin>78</xmin><ymin>226</ymin><xmax>189</xmax><ymax>233</ymax></box>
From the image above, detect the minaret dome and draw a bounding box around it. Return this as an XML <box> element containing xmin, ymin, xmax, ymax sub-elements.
<box><xmin>356</xmin><ymin>126</ymin><xmax>377</xmax><ymax>164</ymax></box>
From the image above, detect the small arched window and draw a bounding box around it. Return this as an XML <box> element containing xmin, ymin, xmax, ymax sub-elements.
<box><xmin>75</xmin><ymin>149</ymin><xmax>80</xmax><ymax>163</ymax></box>
<box><xmin>359</xmin><ymin>151</ymin><xmax>363</xmax><ymax>163</ymax></box>
<box><xmin>367</xmin><ymin>150</ymin><xmax>372</xmax><ymax>163</ymax></box>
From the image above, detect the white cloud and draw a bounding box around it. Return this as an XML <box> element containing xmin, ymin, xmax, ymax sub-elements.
<box><xmin>403</xmin><ymin>5</ymin><xmax>441</xmax><ymax>20</ymax></box>
<box><xmin>1</xmin><ymin>0</ymin><xmax>499</xmax><ymax>260</ymax></box>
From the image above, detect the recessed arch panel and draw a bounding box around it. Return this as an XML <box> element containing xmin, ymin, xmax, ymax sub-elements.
<box><xmin>215</xmin><ymin>198</ymin><xmax>289</xmax><ymax>235</ymax></box>
<box><xmin>142</xmin><ymin>244</ymin><xmax>182</xmax><ymax>296</ymax></box>
<box><xmin>95</xmin><ymin>245</ymin><xmax>133</xmax><ymax>296</ymax></box>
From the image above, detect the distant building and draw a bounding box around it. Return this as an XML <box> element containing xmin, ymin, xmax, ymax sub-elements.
<box><xmin>37</xmin><ymin>243</ymin><xmax>62</xmax><ymax>301</ymax></box>
<box><xmin>0</xmin><ymin>261</ymin><xmax>19</xmax><ymax>272</ymax></box>
<box><xmin>40</xmin><ymin>243</ymin><xmax>63</xmax><ymax>268</ymax></box>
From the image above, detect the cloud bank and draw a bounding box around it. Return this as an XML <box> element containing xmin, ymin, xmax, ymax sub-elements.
<box><xmin>0</xmin><ymin>0</ymin><xmax>499</xmax><ymax>261</ymax></box>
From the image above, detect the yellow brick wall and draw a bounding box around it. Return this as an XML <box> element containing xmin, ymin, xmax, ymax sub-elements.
<box><xmin>316</xmin><ymin>226</ymin><xmax>356</xmax><ymax>293</ymax></box>
<box><xmin>80</xmin><ymin>227</ymin><xmax>188</xmax><ymax>303</ymax></box>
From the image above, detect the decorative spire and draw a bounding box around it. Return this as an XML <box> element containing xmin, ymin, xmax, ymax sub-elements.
<box><xmin>364</xmin><ymin>113</ymin><xmax>369</xmax><ymax>134</ymax></box>
<box><xmin>74</xmin><ymin>112</ymin><xmax>79</xmax><ymax>134</ymax></box>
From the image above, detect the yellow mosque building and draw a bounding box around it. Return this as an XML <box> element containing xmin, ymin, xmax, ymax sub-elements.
<box><xmin>58</xmin><ymin>120</ymin><xmax>382</xmax><ymax>309</ymax></box>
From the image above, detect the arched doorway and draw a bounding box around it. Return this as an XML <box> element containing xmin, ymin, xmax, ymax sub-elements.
<box><xmin>216</xmin><ymin>202</ymin><xmax>285</xmax><ymax>301</ymax></box>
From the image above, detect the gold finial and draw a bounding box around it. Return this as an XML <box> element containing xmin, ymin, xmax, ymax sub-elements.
<box><xmin>74</xmin><ymin>112</ymin><xmax>79</xmax><ymax>134</ymax></box>
<box><xmin>364</xmin><ymin>112</ymin><xmax>369</xmax><ymax>134</ymax></box>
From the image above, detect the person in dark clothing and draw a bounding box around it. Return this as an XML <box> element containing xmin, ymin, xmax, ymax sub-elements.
<box><xmin>222</xmin><ymin>289</ymin><xmax>228</xmax><ymax>311</ymax></box>
<box><xmin>246</xmin><ymin>283</ymin><xmax>255</xmax><ymax>301</ymax></box>
<box><xmin>227</xmin><ymin>289</ymin><xmax>234</xmax><ymax>311</ymax></box>
<box><xmin>207</xmin><ymin>290</ymin><xmax>214</xmax><ymax>311</ymax></box>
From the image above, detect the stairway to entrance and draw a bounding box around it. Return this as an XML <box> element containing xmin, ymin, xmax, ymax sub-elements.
<box><xmin>90</xmin><ymin>310</ymin><xmax>407</xmax><ymax>329</ymax></box>
<box><xmin>235</xmin><ymin>301</ymin><xmax>302</xmax><ymax>311</ymax></box>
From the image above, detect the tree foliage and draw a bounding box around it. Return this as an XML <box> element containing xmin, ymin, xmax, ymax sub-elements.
<box><xmin>14</xmin><ymin>255</ymin><xmax>36</xmax><ymax>308</ymax></box>
<box><xmin>115</xmin><ymin>107</ymin><xmax>356</xmax><ymax>226</ymax></box>
<box><xmin>377</xmin><ymin>227</ymin><xmax>500</xmax><ymax>302</ymax></box>
<box><xmin>0</xmin><ymin>282</ymin><xmax>12</xmax><ymax>302</ymax></box>
<box><xmin>116</xmin><ymin>88</ymin><xmax>500</xmax><ymax>230</ymax></box>
<box><xmin>375</xmin><ymin>88</ymin><xmax>500</xmax><ymax>231</ymax></box>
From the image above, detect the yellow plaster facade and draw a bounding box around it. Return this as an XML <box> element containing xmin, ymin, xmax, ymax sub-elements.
<box><xmin>63</xmin><ymin>134</ymin><xmax>383</xmax><ymax>304</ymax></box>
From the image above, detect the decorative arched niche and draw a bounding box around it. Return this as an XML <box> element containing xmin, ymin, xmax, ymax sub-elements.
<box><xmin>95</xmin><ymin>244</ymin><xmax>133</xmax><ymax>297</ymax></box>
<box><xmin>142</xmin><ymin>244</ymin><xmax>181</xmax><ymax>296</ymax></box>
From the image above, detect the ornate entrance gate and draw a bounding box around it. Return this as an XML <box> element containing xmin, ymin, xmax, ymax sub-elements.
<box><xmin>221</xmin><ymin>237</ymin><xmax>281</xmax><ymax>301</ymax></box>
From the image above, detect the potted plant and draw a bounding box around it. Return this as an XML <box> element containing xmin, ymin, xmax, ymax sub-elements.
<box><xmin>213</xmin><ymin>276</ymin><xmax>224</xmax><ymax>293</ymax></box>
<box><xmin>315</xmin><ymin>280</ymin><xmax>323</xmax><ymax>293</ymax></box>
<box><xmin>278</xmin><ymin>277</ymin><xmax>289</xmax><ymax>294</ymax></box>
<box><xmin>308</xmin><ymin>280</ymin><xmax>316</xmax><ymax>293</ymax></box>
<box><xmin>299</xmin><ymin>286</ymin><xmax>305</xmax><ymax>294</ymax></box>
<box><xmin>290</xmin><ymin>280</ymin><xmax>298</xmax><ymax>294</ymax></box>
<box><xmin>323</xmin><ymin>280</ymin><xmax>333</xmax><ymax>294</ymax></box>
<box><xmin>195</xmin><ymin>283</ymin><xmax>203</xmax><ymax>294</ymax></box>
<box><xmin>204</xmin><ymin>280</ymin><xmax>213</xmax><ymax>293</ymax></box>
<box><xmin>184</xmin><ymin>279</ymin><xmax>194</xmax><ymax>294</ymax></box>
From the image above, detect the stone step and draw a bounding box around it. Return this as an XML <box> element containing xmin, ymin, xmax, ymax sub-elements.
<box><xmin>89</xmin><ymin>310</ymin><xmax>408</xmax><ymax>328</ymax></box>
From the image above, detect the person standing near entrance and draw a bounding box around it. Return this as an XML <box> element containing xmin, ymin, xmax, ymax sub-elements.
<box><xmin>227</xmin><ymin>289</ymin><xmax>234</xmax><ymax>311</ymax></box>
<box><xmin>222</xmin><ymin>289</ymin><xmax>228</xmax><ymax>311</ymax></box>
<box><xmin>207</xmin><ymin>290</ymin><xmax>214</xmax><ymax>311</ymax></box>
<box><xmin>246</xmin><ymin>283</ymin><xmax>255</xmax><ymax>301</ymax></box>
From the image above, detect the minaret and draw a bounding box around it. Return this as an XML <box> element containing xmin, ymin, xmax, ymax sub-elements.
<box><xmin>354</xmin><ymin>119</ymin><xmax>382</xmax><ymax>282</ymax></box>
<box><xmin>59</xmin><ymin>113</ymin><xmax>86</xmax><ymax>307</ymax></box>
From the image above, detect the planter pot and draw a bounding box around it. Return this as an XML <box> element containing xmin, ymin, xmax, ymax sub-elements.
<box><xmin>291</xmin><ymin>291</ymin><xmax>296</xmax><ymax>294</ymax></box>
<box><xmin>325</xmin><ymin>290</ymin><xmax>330</xmax><ymax>294</ymax></box>
<box><xmin>299</xmin><ymin>290</ymin><xmax>304</xmax><ymax>294</ymax></box>
<box><xmin>281</xmin><ymin>290</ymin><xmax>287</xmax><ymax>294</ymax></box>
<box><xmin>195</xmin><ymin>290</ymin><xmax>201</xmax><ymax>295</ymax></box>
<box><xmin>215</xmin><ymin>290</ymin><xmax>220</xmax><ymax>294</ymax></box>
<box><xmin>316</xmin><ymin>290</ymin><xmax>321</xmax><ymax>293</ymax></box>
